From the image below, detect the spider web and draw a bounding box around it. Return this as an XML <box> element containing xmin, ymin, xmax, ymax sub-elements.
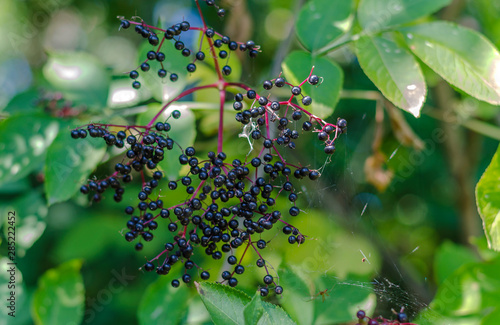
<box><xmin>292</xmin><ymin>129</ymin><xmax>442</xmax><ymax>324</ymax></box>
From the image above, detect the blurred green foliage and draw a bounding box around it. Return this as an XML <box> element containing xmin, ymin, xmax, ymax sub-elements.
<box><xmin>0</xmin><ymin>0</ymin><xmax>499</xmax><ymax>324</ymax></box>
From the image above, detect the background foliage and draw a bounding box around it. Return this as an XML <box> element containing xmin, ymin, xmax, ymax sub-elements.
<box><xmin>0</xmin><ymin>0</ymin><xmax>499</xmax><ymax>324</ymax></box>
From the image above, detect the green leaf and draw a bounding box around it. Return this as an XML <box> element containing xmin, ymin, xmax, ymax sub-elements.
<box><xmin>53</xmin><ymin>213</ymin><xmax>128</xmax><ymax>262</ymax></box>
<box><xmin>401</xmin><ymin>22</ymin><xmax>500</xmax><ymax>105</ymax></box>
<box><xmin>0</xmin><ymin>258</ymin><xmax>30</xmax><ymax>323</ymax></box>
<box><xmin>136</xmin><ymin>41</ymin><xmax>189</xmax><ymax>103</ymax></box>
<box><xmin>244</xmin><ymin>292</ymin><xmax>265</xmax><ymax>325</ymax></box>
<box><xmin>44</xmin><ymin>128</ymin><xmax>106</xmax><ymax>205</ymax></box>
<box><xmin>1</xmin><ymin>191</ymin><xmax>47</xmax><ymax>256</ymax></box>
<box><xmin>138</xmin><ymin>276</ymin><xmax>190</xmax><ymax>325</ymax></box>
<box><xmin>295</xmin><ymin>0</ymin><xmax>353</xmax><ymax>52</ymax></box>
<box><xmin>0</xmin><ymin>114</ymin><xmax>60</xmax><ymax>186</ymax></box>
<box><xmin>257</xmin><ymin>300</ymin><xmax>296</xmax><ymax>325</ymax></box>
<box><xmin>277</xmin><ymin>265</ymin><xmax>314</xmax><ymax>325</ymax></box>
<box><xmin>243</xmin><ymin>292</ymin><xmax>296</xmax><ymax>325</ymax></box>
<box><xmin>1</xmin><ymin>88</ymin><xmax>40</xmax><ymax>114</ymax></box>
<box><xmin>137</xmin><ymin>103</ymin><xmax>196</xmax><ymax>180</ymax></box>
<box><xmin>313</xmin><ymin>274</ymin><xmax>376</xmax><ymax>324</ymax></box>
<box><xmin>196</xmin><ymin>282</ymin><xmax>251</xmax><ymax>325</ymax></box>
<box><xmin>429</xmin><ymin>256</ymin><xmax>500</xmax><ymax>317</ymax></box>
<box><xmin>282</xmin><ymin>51</ymin><xmax>343</xmax><ymax>119</ymax></box>
<box><xmin>31</xmin><ymin>259</ymin><xmax>85</xmax><ymax>325</ymax></box>
<box><xmin>355</xmin><ymin>35</ymin><xmax>426</xmax><ymax>117</ymax></box>
<box><xmin>434</xmin><ymin>241</ymin><xmax>480</xmax><ymax>284</ymax></box>
<box><xmin>43</xmin><ymin>52</ymin><xmax>110</xmax><ymax>107</ymax></box>
<box><xmin>482</xmin><ymin>308</ymin><xmax>500</xmax><ymax>325</ymax></box>
<box><xmin>358</xmin><ymin>0</ymin><xmax>452</xmax><ymax>32</ymax></box>
<box><xmin>476</xmin><ymin>144</ymin><xmax>500</xmax><ymax>251</ymax></box>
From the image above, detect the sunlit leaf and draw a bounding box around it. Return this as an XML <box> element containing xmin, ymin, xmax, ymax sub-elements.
<box><xmin>196</xmin><ymin>282</ymin><xmax>250</xmax><ymax>325</ymax></box>
<box><xmin>355</xmin><ymin>35</ymin><xmax>426</xmax><ymax>117</ymax></box>
<box><xmin>43</xmin><ymin>52</ymin><xmax>110</xmax><ymax>107</ymax></box>
<box><xmin>358</xmin><ymin>0</ymin><xmax>452</xmax><ymax>32</ymax></box>
<box><xmin>401</xmin><ymin>22</ymin><xmax>500</xmax><ymax>105</ymax></box>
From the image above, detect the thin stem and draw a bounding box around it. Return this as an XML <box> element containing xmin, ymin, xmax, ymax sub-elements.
<box><xmin>146</xmin><ymin>83</ymin><xmax>218</xmax><ymax>128</ymax></box>
<box><xmin>312</xmin><ymin>32</ymin><xmax>361</xmax><ymax>57</ymax></box>
<box><xmin>218</xmin><ymin>88</ymin><xmax>225</xmax><ymax>153</ymax></box>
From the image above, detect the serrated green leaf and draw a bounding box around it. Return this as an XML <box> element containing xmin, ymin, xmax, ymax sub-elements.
<box><xmin>196</xmin><ymin>282</ymin><xmax>251</xmax><ymax>325</ymax></box>
<box><xmin>355</xmin><ymin>35</ymin><xmax>426</xmax><ymax>117</ymax></box>
<box><xmin>31</xmin><ymin>259</ymin><xmax>85</xmax><ymax>325</ymax></box>
<box><xmin>0</xmin><ymin>114</ymin><xmax>60</xmax><ymax>186</ymax></box>
<box><xmin>244</xmin><ymin>292</ymin><xmax>265</xmax><ymax>325</ymax></box>
<box><xmin>282</xmin><ymin>51</ymin><xmax>343</xmax><ymax>119</ymax></box>
<box><xmin>295</xmin><ymin>0</ymin><xmax>353</xmax><ymax>52</ymax></box>
<box><xmin>258</xmin><ymin>300</ymin><xmax>296</xmax><ymax>325</ymax></box>
<box><xmin>43</xmin><ymin>52</ymin><xmax>110</xmax><ymax>107</ymax></box>
<box><xmin>476</xmin><ymin>144</ymin><xmax>500</xmax><ymax>251</ymax></box>
<box><xmin>137</xmin><ymin>103</ymin><xmax>196</xmax><ymax>180</ymax></box>
<box><xmin>401</xmin><ymin>22</ymin><xmax>500</xmax><ymax>105</ymax></box>
<box><xmin>197</xmin><ymin>282</ymin><xmax>294</xmax><ymax>325</ymax></box>
<box><xmin>358</xmin><ymin>0</ymin><xmax>452</xmax><ymax>32</ymax></box>
<box><xmin>138</xmin><ymin>276</ymin><xmax>190</xmax><ymax>325</ymax></box>
<box><xmin>45</xmin><ymin>128</ymin><xmax>106</xmax><ymax>206</ymax></box>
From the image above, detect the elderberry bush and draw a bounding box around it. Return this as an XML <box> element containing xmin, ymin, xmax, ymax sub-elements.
<box><xmin>71</xmin><ymin>0</ymin><xmax>346</xmax><ymax>295</ymax></box>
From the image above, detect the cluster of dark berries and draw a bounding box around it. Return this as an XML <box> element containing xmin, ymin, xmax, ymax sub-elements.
<box><xmin>121</xmin><ymin>144</ymin><xmax>318</xmax><ymax>296</ymax></box>
<box><xmin>120</xmin><ymin>18</ymin><xmax>186</xmax><ymax>87</ymax></box>
<box><xmin>72</xmin><ymin>111</ymin><xmax>181</xmax><ymax>203</ymax></box>
<box><xmin>71</xmin><ymin>111</ymin><xmax>328</xmax><ymax>295</ymax></box>
<box><xmin>233</xmin><ymin>74</ymin><xmax>346</xmax><ymax>155</ymax></box>
<box><xmin>120</xmin><ymin>12</ymin><xmax>259</xmax><ymax>88</ymax></box>
<box><xmin>355</xmin><ymin>308</ymin><xmax>412</xmax><ymax>325</ymax></box>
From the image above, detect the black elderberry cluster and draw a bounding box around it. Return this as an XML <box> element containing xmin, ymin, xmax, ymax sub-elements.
<box><xmin>119</xmin><ymin>9</ymin><xmax>259</xmax><ymax>88</ymax></box>
<box><xmin>233</xmin><ymin>74</ymin><xmax>347</xmax><ymax>155</ymax></box>
<box><xmin>72</xmin><ymin>111</ymin><xmax>181</xmax><ymax>203</ymax></box>
<box><xmin>121</xmin><ymin>146</ymin><xmax>319</xmax><ymax>296</ymax></box>
<box><xmin>71</xmin><ymin>113</ymin><xmax>331</xmax><ymax>295</ymax></box>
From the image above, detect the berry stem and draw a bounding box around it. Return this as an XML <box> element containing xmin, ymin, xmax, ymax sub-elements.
<box><xmin>146</xmin><ymin>83</ymin><xmax>218</xmax><ymax>128</ymax></box>
<box><xmin>217</xmin><ymin>88</ymin><xmax>225</xmax><ymax>153</ymax></box>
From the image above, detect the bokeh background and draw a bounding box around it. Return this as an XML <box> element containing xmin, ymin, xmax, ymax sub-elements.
<box><xmin>1</xmin><ymin>0</ymin><xmax>500</xmax><ymax>324</ymax></box>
